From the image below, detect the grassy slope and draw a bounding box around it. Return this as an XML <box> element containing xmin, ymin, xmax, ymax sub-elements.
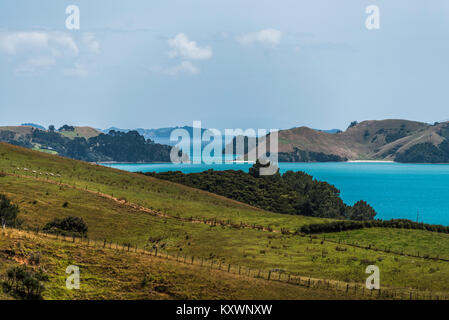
<box><xmin>0</xmin><ymin>142</ymin><xmax>327</xmax><ymax>231</ymax></box>
<box><xmin>323</xmin><ymin>228</ymin><xmax>449</xmax><ymax>259</ymax></box>
<box><xmin>1</xmin><ymin>142</ymin><xmax>449</xmax><ymax>297</ymax></box>
<box><xmin>59</xmin><ymin>127</ymin><xmax>102</xmax><ymax>140</ymax></box>
<box><xmin>1</xmin><ymin>229</ymin><xmax>353</xmax><ymax>300</ymax></box>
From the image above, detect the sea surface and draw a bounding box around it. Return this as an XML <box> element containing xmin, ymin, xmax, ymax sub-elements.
<box><xmin>101</xmin><ymin>161</ymin><xmax>449</xmax><ymax>226</ymax></box>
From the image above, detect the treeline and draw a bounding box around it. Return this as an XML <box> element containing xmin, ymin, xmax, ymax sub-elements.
<box><xmin>1</xmin><ymin>128</ymin><xmax>175</xmax><ymax>162</ymax></box>
<box><xmin>299</xmin><ymin>219</ymin><xmax>449</xmax><ymax>234</ymax></box>
<box><xmin>395</xmin><ymin>141</ymin><xmax>449</xmax><ymax>163</ymax></box>
<box><xmin>144</xmin><ymin>161</ymin><xmax>376</xmax><ymax>220</ymax></box>
<box><xmin>278</xmin><ymin>147</ymin><xmax>346</xmax><ymax>162</ymax></box>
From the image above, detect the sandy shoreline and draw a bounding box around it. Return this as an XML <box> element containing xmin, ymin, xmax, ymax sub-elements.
<box><xmin>346</xmin><ymin>160</ymin><xmax>395</xmax><ymax>163</ymax></box>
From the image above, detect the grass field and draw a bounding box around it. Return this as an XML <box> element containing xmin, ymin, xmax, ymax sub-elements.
<box><xmin>0</xmin><ymin>142</ymin><xmax>328</xmax><ymax>231</ymax></box>
<box><xmin>1</xmin><ymin>229</ymin><xmax>357</xmax><ymax>300</ymax></box>
<box><xmin>323</xmin><ymin>228</ymin><xmax>449</xmax><ymax>259</ymax></box>
<box><xmin>1</xmin><ymin>142</ymin><xmax>449</xmax><ymax>299</ymax></box>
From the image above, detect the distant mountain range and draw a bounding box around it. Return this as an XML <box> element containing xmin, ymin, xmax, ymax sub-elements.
<box><xmin>3</xmin><ymin>120</ymin><xmax>449</xmax><ymax>163</ymax></box>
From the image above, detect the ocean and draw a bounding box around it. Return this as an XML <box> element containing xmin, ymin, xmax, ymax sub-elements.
<box><xmin>100</xmin><ymin>161</ymin><xmax>449</xmax><ymax>226</ymax></box>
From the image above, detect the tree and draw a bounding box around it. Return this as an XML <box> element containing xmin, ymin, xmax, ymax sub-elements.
<box><xmin>0</xmin><ymin>194</ymin><xmax>20</xmax><ymax>228</ymax></box>
<box><xmin>347</xmin><ymin>200</ymin><xmax>376</xmax><ymax>221</ymax></box>
<box><xmin>43</xmin><ymin>216</ymin><xmax>88</xmax><ymax>237</ymax></box>
<box><xmin>348</xmin><ymin>121</ymin><xmax>358</xmax><ymax>129</ymax></box>
<box><xmin>48</xmin><ymin>125</ymin><xmax>55</xmax><ymax>132</ymax></box>
<box><xmin>4</xmin><ymin>266</ymin><xmax>49</xmax><ymax>299</ymax></box>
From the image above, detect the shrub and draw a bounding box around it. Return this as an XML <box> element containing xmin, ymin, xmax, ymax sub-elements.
<box><xmin>299</xmin><ymin>219</ymin><xmax>449</xmax><ymax>235</ymax></box>
<box><xmin>346</xmin><ymin>200</ymin><xmax>377</xmax><ymax>221</ymax></box>
<box><xmin>3</xmin><ymin>266</ymin><xmax>49</xmax><ymax>300</ymax></box>
<box><xmin>43</xmin><ymin>216</ymin><xmax>88</xmax><ymax>237</ymax></box>
<box><xmin>0</xmin><ymin>194</ymin><xmax>21</xmax><ymax>228</ymax></box>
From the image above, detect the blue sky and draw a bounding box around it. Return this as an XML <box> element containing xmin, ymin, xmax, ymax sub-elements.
<box><xmin>1</xmin><ymin>0</ymin><xmax>449</xmax><ymax>131</ymax></box>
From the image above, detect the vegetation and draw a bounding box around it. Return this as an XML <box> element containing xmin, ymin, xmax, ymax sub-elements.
<box><xmin>299</xmin><ymin>219</ymin><xmax>449</xmax><ymax>235</ymax></box>
<box><xmin>31</xmin><ymin>129</ymin><xmax>175</xmax><ymax>162</ymax></box>
<box><xmin>278</xmin><ymin>147</ymin><xmax>346</xmax><ymax>162</ymax></box>
<box><xmin>3</xmin><ymin>265</ymin><xmax>49</xmax><ymax>300</ymax></box>
<box><xmin>145</xmin><ymin>161</ymin><xmax>374</xmax><ymax>220</ymax></box>
<box><xmin>0</xmin><ymin>128</ymin><xmax>176</xmax><ymax>162</ymax></box>
<box><xmin>395</xmin><ymin>141</ymin><xmax>449</xmax><ymax>163</ymax></box>
<box><xmin>346</xmin><ymin>201</ymin><xmax>376</xmax><ymax>221</ymax></box>
<box><xmin>0</xmin><ymin>194</ymin><xmax>21</xmax><ymax>228</ymax></box>
<box><xmin>43</xmin><ymin>216</ymin><xmax>88</xmax><ymax>237</ymax></box>
<box><xmin>0</xmin><ymin>229</ymin><xmax>360</xmax><ymax>300</ymax></box>
<box><xmin>2</xmin><ymin>142</ymin><xmax>449</xmax><ymax>299</ymax></box>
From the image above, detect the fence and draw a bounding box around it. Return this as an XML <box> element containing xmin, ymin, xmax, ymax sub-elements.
<box><xmin>1</xmin><ymin>227</ymin><xmax>448</xmax><ymax>300</ymax></box>
<box><xmin>6</xmin><ymin>170</ymin><xmax>449</xmax><ymax>264</ymax></box>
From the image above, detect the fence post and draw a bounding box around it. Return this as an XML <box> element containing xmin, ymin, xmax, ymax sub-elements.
<box><xmin>268</xmin><ymin>271</ymin><xmax>271</xmax><ymax>280</ymax></box>
<box><xmin>228</xmin><ymin>264</ymin><xmax>231</xmax><ymax>272</ymax></box>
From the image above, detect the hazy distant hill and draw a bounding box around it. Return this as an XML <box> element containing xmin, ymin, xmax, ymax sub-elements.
<box><xmin>21</xmin><ymin>123</ymin><xmax>46</xmax><ymax>130</ymax></box>
<box><xmin>0</xmin><ymin>125</ymin><xmax>175</xmax><ymax>162</ymax></box>
<box><xmin>103</xmin><ymin>126</ymin><xmax>208</xmax><ymax>146</ymax></box>
<box><xmin>246</xmin><ymin>119</ymin><xmax>449</xmax><ymax>163</ymax></box>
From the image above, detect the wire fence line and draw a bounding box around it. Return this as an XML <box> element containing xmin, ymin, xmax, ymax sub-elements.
<box><xmin>1</xmin><ymin>227</ymin><xmax>448</xmax><ymax>300</ymax></box>
<box><xmin>5</xmin><ymin>170</ymin><xmax>449</xmax><ymax>265</ymax></box>
<box><xmin>321</xmin><ymin>237</ymin><xmax>449</xmax><ymax>262</ymax></box>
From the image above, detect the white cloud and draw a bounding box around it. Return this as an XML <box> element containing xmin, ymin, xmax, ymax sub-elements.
<box><xmin>0</xmin><ymin>31</ymin><xmax>79</xmax><ymax>56</ymax></box>
<box><xmin>236</xmin><ymin>29</ymin><xmax>283</xmax><ymax>47</ymax></box>
<box><xmin>15</xmin><ymin>57</ymin><xmax>57</xmax><ymax>75</ymax></box>
<box><xmin>64</xmin><ymin>63</ymin><xmax>88</xmax><ymax>77</ymax></box>
<box><xmin>164</xmin><ymin>61</ymin><xmax>199</xmax><ymax>76</ymax></box>
<box><xmin>167</xmin><ymin>33</ymin><xmax>212</xmax><ymax>60</ymax></box>
<box><xmin>82</xmin><ymin>32</ymin><xmax>100</xmax><ymax>54</ymax></box>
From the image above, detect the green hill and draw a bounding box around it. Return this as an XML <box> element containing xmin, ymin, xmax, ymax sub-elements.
<box><xmin>0</xmin><ymin>126</ymin><xmax>174</xmax><ymax>163</ymax></box>
<box><xmin>1</xmin><ymin>142</ymin><xmax>449</xmax><ymax>299</ymax></box>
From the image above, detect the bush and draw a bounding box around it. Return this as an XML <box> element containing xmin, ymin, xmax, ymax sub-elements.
<box><xmin>43</xmin><ymin>216</ymin><xmax>88</xmax><ymax>237</ymax></box>
<box><xmin>3</xmin><ymin>266</ymin><xmax>49</xmax><ymax>300</ymax></box>
<box><xmin>299</xmin><ymin>219</ymin><xmax>449</xmax><ymax>235</ymax></box>
<box><xmin>0</xmin><ymin>194</ymin><xmax>21</xmax><ymax>228</ymax></box>
<box><xmin>347</xmin><ymin>200</ymin><xmax>377</xmax><ymax>221</ymax></box>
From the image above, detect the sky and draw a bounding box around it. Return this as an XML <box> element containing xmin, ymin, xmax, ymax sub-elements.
<box><xmin>1</xmin><ymin>0</ymin><xmax>449</xmax><ymax>131</ymax></box>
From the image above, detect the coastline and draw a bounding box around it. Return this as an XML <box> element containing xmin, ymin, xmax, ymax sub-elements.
<box><xmin>346</xmin><ymin>160</ymin><xmax>395</xmax><ymax>163</ymax></box>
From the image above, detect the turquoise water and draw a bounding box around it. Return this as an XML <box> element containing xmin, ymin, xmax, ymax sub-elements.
<box><xmin>101</xmin><ymin>162</ymin><xmax>449</xmax><ymax>226</ymax></box>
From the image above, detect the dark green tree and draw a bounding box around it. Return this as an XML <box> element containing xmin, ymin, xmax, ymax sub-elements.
<box><xmin>0</xmin><ymin>194</ymin><xmax>20</xmax><ymax>228</ymax></box>
<box><xmin>43</xmin><ymin>216</ymin><xmax>88</xmax><ymax>237</ymax></box>
<box><xmin>347</xmin><ymin>200</ymin><xmax>377</xmax><ymax>221</ymax></box>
